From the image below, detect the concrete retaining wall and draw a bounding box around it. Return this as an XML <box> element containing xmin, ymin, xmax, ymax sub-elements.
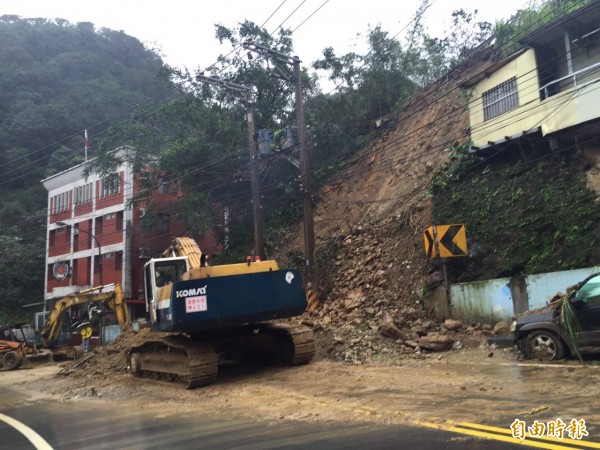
<box><xmin>449</xmin><ymin>267</ymin><xmax>599</xmax><ymax>322</ymax></box>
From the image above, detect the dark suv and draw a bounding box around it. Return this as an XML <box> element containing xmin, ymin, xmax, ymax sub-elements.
<box><xmin>512</xmin><ymin>272</ymin><xmax>600</xmax><ymax>361</ymax></box>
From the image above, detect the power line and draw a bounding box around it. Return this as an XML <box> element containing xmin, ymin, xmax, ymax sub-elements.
<box><xmin>1</xmin><ymin>0</ymin><xmax>592</xmax><ymax>221</ymax></box>
<box><xmin>309</xmin><ymin>1</ymin><xmax>592</xmax><ymax>180</ymax></box>
<box><xmin>269</xmin><ymin>0</ymin><xmax>307</xmax><ymax>36</ymax></box>
<box><xmin>260</xmin><ymin>0</ymin><xmax>289</xmax><ymax>28</ymax></box>
<box><xmin>3</xmin><ymin>0</ymin><xmax>583</xmax><ymax>185</ymax></box>
<box><xmin>291</xmin><ymin>0</ymin><xmax>331</xmax><ymax>34</ymax></box>
<box><xmin>0</xmin><ymin>0</ymin><xmax>302</xmax><ymax>181</ymax></box>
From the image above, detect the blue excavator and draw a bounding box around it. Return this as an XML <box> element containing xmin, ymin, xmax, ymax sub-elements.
<box><xmin>127</xmin><ymin>237</ymin><xmax>315</xmax><ymax>387</ymax></box>
<box><xmin>39</xmin><ymin>237</ymin><xmax>314</xmax><ymax>388</ymax></box>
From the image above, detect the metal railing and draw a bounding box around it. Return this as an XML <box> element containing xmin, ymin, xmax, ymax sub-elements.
<box><xmin>539</xmin><ymin>60</ymin><xmax>600</xmax><ymax>99</ymax></box>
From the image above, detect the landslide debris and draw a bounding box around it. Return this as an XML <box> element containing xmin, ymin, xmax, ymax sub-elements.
<box><xmin>281</xmin><ymin>55</ymin><xmax>508</xmax><ymax>363</ymax></box>
<box><xmin>302</xmin><ymin>219</ymin><xmax>508</xmax><ymax>364</ymax></box>
<box><xmin>57</xmin><ymin>328</ymin><xmax>171</xmax><ymax>378</ymax></box>
<box><xmin>60</xmin><ymin>55</ymin><xmax>510</xmax><ymax>383</ymax></box>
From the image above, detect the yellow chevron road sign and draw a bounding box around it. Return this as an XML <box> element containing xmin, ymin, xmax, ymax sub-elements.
<box><xmin>424</xmin><ymin>224</ymin><xmax>467</xmax><ymax>258</ymax></box>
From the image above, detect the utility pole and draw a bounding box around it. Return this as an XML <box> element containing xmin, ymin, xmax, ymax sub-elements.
<box><xmin>242</xmin><ymin>42</ymin><xmax>316</xmax><ymax>287</ymax></box>
<box><xmin>196</xmin><ymin>75</ymin><xmax>265</xmax><ymax>259</ymax></box>
<box><xmin>244</xmin><ymin>89</ymin><xmax>265</xmax><ymax>260</ymax></box>
<box><xmin>293</xmin><ymin>57</ymin><xmax>315</xmax><ymax>284</ymax></box>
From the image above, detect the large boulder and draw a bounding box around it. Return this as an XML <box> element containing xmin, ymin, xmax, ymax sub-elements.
<box><xmin>419</xmin><ymin>334</ymin><xmax>454</xmax><ymax>351</ymax></box>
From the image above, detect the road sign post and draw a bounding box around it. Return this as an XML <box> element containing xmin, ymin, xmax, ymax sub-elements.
<box><xmin>424</xmin><ymin>224</ymin><xmax>468</xmax><ymax>294</ymax></box>
<box><xmin>423</xmin><ymin>224</ymin><xmax>467</xmax><ymax>259</ymax></box>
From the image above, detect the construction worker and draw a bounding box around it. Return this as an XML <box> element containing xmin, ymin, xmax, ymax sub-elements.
<box><xmin>80</xmin><ymin>323</ymin><xmax>92</xmax><ymax>353</ymax></box>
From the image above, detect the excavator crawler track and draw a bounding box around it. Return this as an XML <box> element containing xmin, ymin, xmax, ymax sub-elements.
<box><xmin>128</xmin><ymin>336</ymin><xmax>218</xmax><ymax>389</ymax></box>
<box><xmin>127</xmin><ymin>324</ymin><xmax>314</xmax><ymax>388</ymax></box>
<box><xmin>246</xmin><ymin>323</ymin><xmax>315</xmax><ymax>365</ymax></box>
<box><xmin>270</xmin><ymin>323</ymin><xmax>315</xmax><ymax>365</ymax></box>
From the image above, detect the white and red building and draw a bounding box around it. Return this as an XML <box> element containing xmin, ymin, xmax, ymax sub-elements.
<box><xmin>41</xmin><ymin>146</ymin><xmax>222</xmax><ymax>318</ymax></box>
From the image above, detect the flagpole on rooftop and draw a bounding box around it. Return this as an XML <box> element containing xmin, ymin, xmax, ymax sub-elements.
<box><xmin>84</xmin><ymin>129</ymin><xmax>89</xmax><ymax>161</ymax></box>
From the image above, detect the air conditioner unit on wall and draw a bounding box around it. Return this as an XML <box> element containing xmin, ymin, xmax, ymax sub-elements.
<box><xmin>139</xmin><ymin>248</ymin><xmax>151</xmax><ymax>260</ymax></box>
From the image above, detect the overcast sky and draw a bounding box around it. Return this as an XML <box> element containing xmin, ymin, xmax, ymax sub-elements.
<box><xmin>2</xmin><ymin>0</ymin><xmax>529</xmax><ymax>72</ymax></box>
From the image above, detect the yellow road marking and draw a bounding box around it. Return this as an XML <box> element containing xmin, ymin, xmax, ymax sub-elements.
<box><xmin>412</xmin><ymin>419</ymin><xmax>599</xmax><ymax>449</ymax></box>
<box><xmin>448</xmin><ymin>421</ymin><xmax>600</xmax><ymax>448</ymax></box>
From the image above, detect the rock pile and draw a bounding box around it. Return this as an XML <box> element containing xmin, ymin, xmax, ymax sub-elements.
<box><xmin>304</xmin><ymin>223</ymin><xmax>506</xmax><ymax>364</ymax></box>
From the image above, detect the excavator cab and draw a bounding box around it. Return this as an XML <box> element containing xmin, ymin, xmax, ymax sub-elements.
<box><xmin>144</xmin><ymin>257</ymin><xmax>189</xmax><ymax>324</ymax></box>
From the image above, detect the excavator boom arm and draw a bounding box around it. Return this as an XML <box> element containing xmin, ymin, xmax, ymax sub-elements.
<box><xmin>161</xmin><ymin>237</ymin><xmax>205</xmax><ymax>269</ymax></box>
<box><xmin>41</xmin><ymin>284</ymin><xmax>129</xmax><ymax>347</ymax></box>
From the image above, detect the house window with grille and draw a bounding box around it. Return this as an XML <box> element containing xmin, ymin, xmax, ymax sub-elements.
<box><xmin>482</xmin><ymin>77</ymin><xmax>519</xmax><ymax>121</ymax></box>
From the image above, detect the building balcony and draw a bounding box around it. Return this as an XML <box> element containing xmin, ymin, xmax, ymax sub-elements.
<box><xmin>540</xmin><ymin>61</ymin><xmax>600</xmax><ymax>100</ymax></box>
<box><xmin>467</xmin><ymin>50</ymin><xmax>600</xmax><ymax>150</ymax></box>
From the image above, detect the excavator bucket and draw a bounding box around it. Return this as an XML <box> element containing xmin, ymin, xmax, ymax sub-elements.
<box><xmin>25</xmin><ymin>349</ymin><xmax>54</xmax><ymax>366</ymax></box>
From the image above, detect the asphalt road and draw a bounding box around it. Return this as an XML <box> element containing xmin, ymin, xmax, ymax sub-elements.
<box><xmin>0</xmin><ymin>386</ymin><xmax>525</xmax><ymax>450</ymax></box>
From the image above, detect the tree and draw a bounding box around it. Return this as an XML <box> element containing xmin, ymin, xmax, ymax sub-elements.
<box><xmin>494</xmin><ymin>0</ymin><xmax>593</xmax><ymax>55</ymax></box>
<box><xmin>0</xmin><ymin>16</ymin><xmax>173</xmax><ymax>313</ymax></box>
<box><xmin>308</xmin><ymin>26</ymin><xmax>419</xmax><ymax>182</ymax></box>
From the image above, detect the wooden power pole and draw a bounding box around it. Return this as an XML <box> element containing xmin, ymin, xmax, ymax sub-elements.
<box><xmin>242</xmin><ymin>42</ymin><xmax>316</xmax><ymax>287</ymax></box>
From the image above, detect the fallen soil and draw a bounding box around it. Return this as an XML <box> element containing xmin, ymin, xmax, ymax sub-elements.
<box><xmin>4</xmin><ymin>334</ymin><xmax>600</xmax><ymax>435</ymax></box>
<box><xmin>7</xmin><ymin>49</ymin><xmax>600</xmax><ymax>441</ymax></box>
<box><xmin>268</xmin><ymin>54</ymin><xmax>502</xmax><ymax>363</ymax></box>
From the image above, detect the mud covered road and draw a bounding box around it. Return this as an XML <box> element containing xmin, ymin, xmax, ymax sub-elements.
<box><xmin>2</xmin><ymin>347</ymin><xmax>600</xmax><ymax>448</ymax></box>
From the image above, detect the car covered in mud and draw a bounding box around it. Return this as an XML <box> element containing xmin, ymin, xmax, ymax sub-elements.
<box><xmin>512</xmin><ymin>273</ymin><xmax>600</xmax><ymax>361</ymax></box>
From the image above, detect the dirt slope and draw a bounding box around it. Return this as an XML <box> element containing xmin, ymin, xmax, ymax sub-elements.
<box><xmin>275</xmin><ymin>56</ymin><xmax>501</xmax><ymax>360</ymax></box>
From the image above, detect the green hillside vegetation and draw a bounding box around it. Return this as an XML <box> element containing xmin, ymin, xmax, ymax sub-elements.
<box><xmin>0</xmin><ymin>16</ymin><xmax>172</xmax><ymax>181</ymax></box>
<box><xmin>431</xmin><ymin>145</ymin><xmax>600</xmax><ymax>281</ymax></box>
<box><xmin>90</xmin><ymin>6</ymin><xmax>496</xmax><ymax>262</ymax></box>
<box><xmin>0</xmin><ymin>16</ymin><xmax>173</xmax><ymax>322</ymax></box>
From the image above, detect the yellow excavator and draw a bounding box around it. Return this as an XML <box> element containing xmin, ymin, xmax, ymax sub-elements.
<box><xmin>39</xmin><ymin>283</ymin><xmax>129</xmax><ymax>359</ymax></box>
<box><xmin>38</xmin><ymin>237</ymin><xmax>314</xmax><ymax>387</ymax></box>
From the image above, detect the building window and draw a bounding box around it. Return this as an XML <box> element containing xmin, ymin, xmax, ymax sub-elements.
<box><xmin>85</xmin><ymin>256</ymin><xmax>91</xmax><ymax>285</ymax></box>
<box><xmin>52</xmin><ymin>191</ymin><xmax>71</xmax><ymax>213</ymax></box>
<box><xmin>115</xmin><ymin>251</ymin><xmax>123</xmax><ymax>271</ymax></box>
<box><xmin>158</xmin><ymin>174</ymin><xmax>175</xmax><ymax>194</ymax></box>
<box><xmin>64</xmin><ymin>226</ymin><xmax>71</xmax><ymax>245</ymax></box>
<box><xmin>157</xmin><ymin>213</ymin><xmax>170</xmax><ymax>233</ymax></box>
<box><xmin>95</xmin><ymin>216</ymin><xmax>103</xmax><ymax>236</ymax></box>
<box><xmin>100</xmin><ymin>174</ymin><xmax>120</xmax><ymax>198</ymax></box>
<box><xmin>71</xmin><ymin>257</ymin><xmax>78</xmax><ymax>283</ymax></box>
<box><xmin>116</xmin><ymin>211</ymin><xmax>123</xmax><ymax>231</ymax></box>
<box><xmin>73</xmin><ymin>224</ymin><xmax>79</xmax><ymax>252</ymax></box>
<box><xmin>483</xmin><ymin>77</ymin><xmax>519</xmax><ymax>121</ymax></box>
<box><xmin>74</xmin><ymin>183</ymin><xmax>92</xmax><ymax>206</ymax></box>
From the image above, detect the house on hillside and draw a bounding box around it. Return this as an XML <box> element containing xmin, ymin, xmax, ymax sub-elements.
<box><xmin>461</xmin><ymin>2</ymin><xmax>600</xmax><ymax>152</ymax></box>
<box><xmin>41</xmin><ymin>146</ymin><xmax>223</xmax><ymax>324</ymax></box>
